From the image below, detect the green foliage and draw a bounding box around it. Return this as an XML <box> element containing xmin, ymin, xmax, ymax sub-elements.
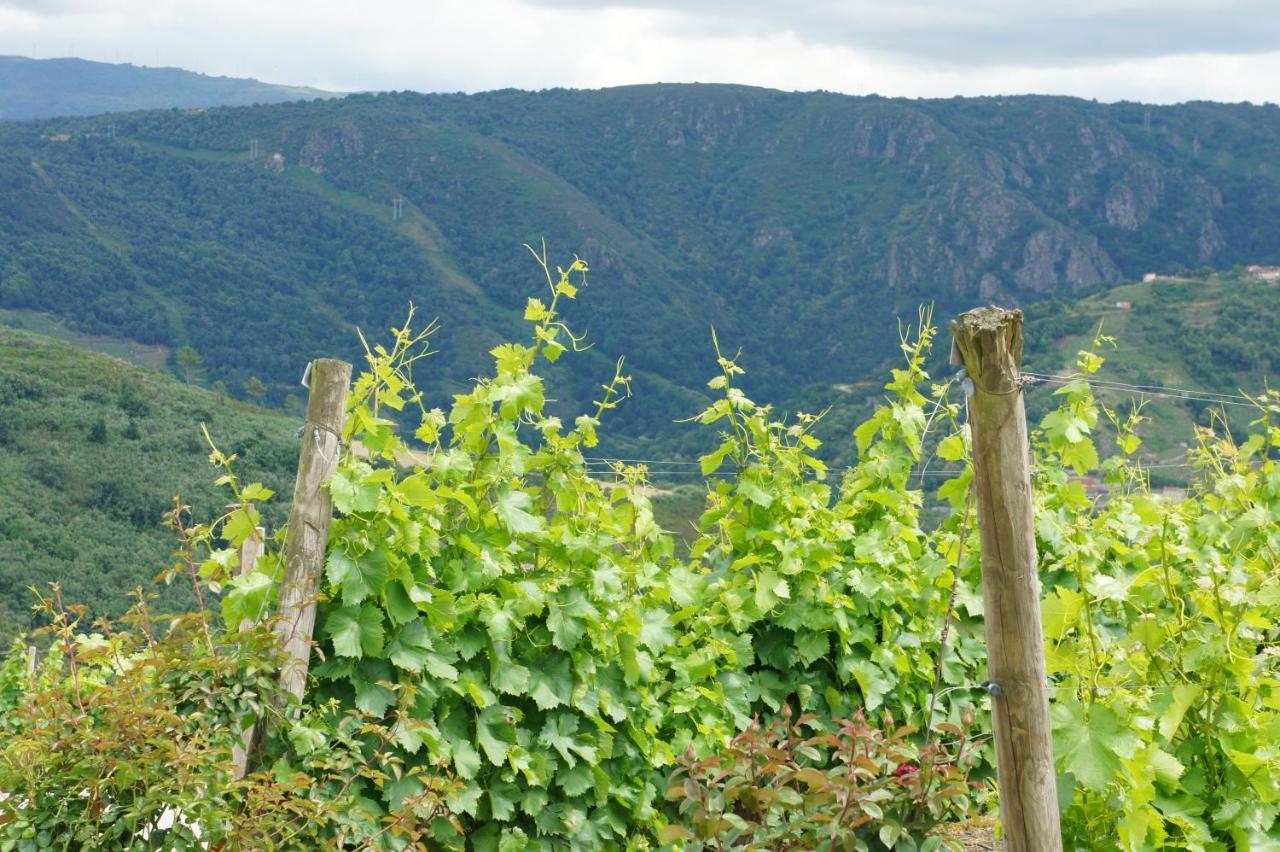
<box><xmin>1032</xmin><ymin>337</ymin><xmax>1280</xmax><ymax>849</ymax></box>
<box><xmin>0</xmin><ymin>608</ymin><xmax>460</xmax><ymax>850</ymax></box>
<box><xmin>659</xmin><ymin>311</ymin><xmax>984</xmax><ymax>754</ymax></box>
<box><xmin>5</xmin><ymin>87</ymin><xmax>1280</xmax><ymax>461</ymax></box>
<box><xmin>303</xmin><ymin>256</ymin><xmax>679</xmax><ymax>847</ymax></box>
<box><xmin>5</xmin><ymin>255</ymin><xmax>1280</xmax><ymax>848</ymax></box>
<box><xmin>0</xmin><ymin>504</ymin><xmax>460</xmax><ymax>849</ymax></box>
<box><xmin>0</xmin><ymin>589</ymin><xmax>271</xmax><ymax>848</ymax></box>
<box><xmin>293</xmin><ymin>280</ymin><xmax>1280</xmax><ymax>847</ymax></box>
<box><xmin>277</xmin><ymin>261</ymin><xmax>988</xmax><ymax>847</ymax></box>
<box><xmin>662</xmin><ymin>707</ymin><xmax>978</xmax><ymax>851</ymax></box>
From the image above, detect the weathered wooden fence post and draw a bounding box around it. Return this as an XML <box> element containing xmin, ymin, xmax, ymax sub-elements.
<box><xmin>276</xmin><ymin>359</ymin><xmax>351</xmax><ymax>704</ymax></box>
<box><xmin>231</xmin><ymin>525</ymin><xmax>266</xmax><ymax>779</ymax></box>
<box><xmin>951</xmin><ymin>307</ymin><xmax>1062</xmax><ymax>851</ymax></box>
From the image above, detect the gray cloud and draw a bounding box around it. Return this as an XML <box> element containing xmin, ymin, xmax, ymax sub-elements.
<box><xmin>521</xmin><ymin>0</ymin><xmax>1280</xmax><ymax>66</ymax></box>
<box><xmin>1</xmin><ymin>0</ymin><xmax>1278</xmax><ymax>103</ymax></box>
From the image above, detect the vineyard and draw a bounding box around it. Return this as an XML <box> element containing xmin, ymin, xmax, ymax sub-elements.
<box><xmin>2</xmin><ymin>255</ymin><xmax>1279</xmax><ymax>850</ymax></box>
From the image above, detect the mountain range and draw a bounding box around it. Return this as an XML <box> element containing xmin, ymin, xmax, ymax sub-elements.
<box><xmin>1</xmin><ymin>76</ymin><xmax>1279</xmax><ymax>459</ymax></box>
<box><xmin>0</xmin><ymin>55</ymin><xmax>334</xmax><ymax>120</ymax></box>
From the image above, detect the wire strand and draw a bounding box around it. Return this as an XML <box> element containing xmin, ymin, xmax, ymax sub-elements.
<box><xmin>1023</xmin><ymin>370</ymin><xmax>1252</xmax><ymax>401</ymax></box>
<box><xmin>1022</xmin><ymin>371</ymin><xmax>1256</xmax><ymax>407</ymax></box>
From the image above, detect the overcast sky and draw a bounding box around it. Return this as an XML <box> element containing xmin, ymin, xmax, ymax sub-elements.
<box><xmin>2</xmin><ymin>0</ymin><xmax>1278</xmax><ymax>104</ymax></box>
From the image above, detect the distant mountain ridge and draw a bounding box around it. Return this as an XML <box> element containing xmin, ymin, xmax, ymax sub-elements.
<box><xmin>1</xmin><ymin>82</ymin><xmax>1278</xmax><ymax>457</ymax></box>
<box><xmin>0</xmin><ymin>55</ymin><xmax>335</xmax><ymax>119</ymax></box>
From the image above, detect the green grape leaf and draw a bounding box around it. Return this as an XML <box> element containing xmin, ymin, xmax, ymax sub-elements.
<box><xmin>1051</xmin><ymin>700</ymin><xmax>1140</xmax><ymax>793</ymax></box>
<box><xmin>452</xmin><ymin>739</ymin><xmax>482</xmax><ymax>780</ymax></box>
<box><xmin>1042</xmin><ymin>586</ymin><xmax>1083</xmax><ymax>641</ymax></box>
<box><xmin>496</xmin><ymin>489</ymin><xmax>545</xmax><ymax>535</ymax></box>
<box><xmin>556</xmin><ymin>763</ymin><xmax>594</xmax><ymax>797</ymax></box>
<box><xmin>638</xmin><ymin>610</ymin><xmax>674</xmax><ymax>653</ymax></box>
<box><xmin>324</xmin><ymin>603</ymin><xmax>386</xmax><ymax>659</ymax></box>
<box><xmin>492</xmin><ymin>661</ymin><xmax>531</xmax><ymax>696</ymax></box>
<box><xmin>528</xmin><ymin>654</ymin><xmax>573</xmax><ymax>710</ymax></box>
<box><xmin>847</xmin><ymin>659</ymin><xmax>891</xmax><ymax>711</ymax></box>
<box><xmin>477</xmin><ymin>706</ymin><xmax>517</xmax><ymax>766</ymax></box>
<box><xmin>936</xmin><ymin>433</ymin><xmax>967</xmax><ymax>461</ymax></box>
<box><xmin>1157</xmin><ymin>684</ymin><xmax>1203</xmax><ymax>740</ymax></box>
<box><xmin>700</xmin><ymin>440</ymin><xmax>735</xmax><ymax>476</ymax></box>
<box><xmin>222</xmin><ymin>505</ymin><xmax>261</xmax><ymax>547</ymax></box>
<box><xmin>329</xmin><ymin>468</ymin><xmax>380</xmax><ymax>514</ymax></box>
<box><xmin>386</xmin><ymin>620</ymin><xmax>433</xmax><ymax>672</ymax></box>
<box><xmin>325</xmin><ymin>549</ymin><xmax>387</xmax><ymax>606</ymax></box>
<box><xmin>539</xmin><ymin>713</ymin><xmax>593</xmax><ymax>768</ymax></box>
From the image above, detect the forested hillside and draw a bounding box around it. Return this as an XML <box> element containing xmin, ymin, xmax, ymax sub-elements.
<box><xmin>0</xmin><ymin>55</ymin><xmax>333</xmax><ymax>120</ymax></box>
<box><xmin>0</xmin><ymin>327</ymin><xmax>298</xmax><ymax>637</ymax></box>
<box><xmin>2</xmin><ymin>85</ymin><xmax>1279</xmax><ymax>456</ymax></box>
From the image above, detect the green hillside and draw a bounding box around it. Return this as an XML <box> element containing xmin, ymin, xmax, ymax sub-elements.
<box><xmin>1</xmin><ymin>86</ymin><xmax>1279</xmax><ymax>459</ymax></box>
<box><xmin>0</xmin><ymin>327</ymin><xmax>299</xmax><ymax>637</ymax></box>
<box><xmin>0</xmin><ymin>55</ymin><xmax>334</xmax><ymax>120</ymax></box>
<box><xmin>1021</xmin><ymin>269</ymin><xmax>1280</xmax><ymax>479</ymax></box>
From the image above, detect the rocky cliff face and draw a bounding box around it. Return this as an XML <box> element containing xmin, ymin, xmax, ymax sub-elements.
<box><xmin>459</xmin><ymin>88</ymin><xmax>1269</xmax><ymax>310</ymax></box>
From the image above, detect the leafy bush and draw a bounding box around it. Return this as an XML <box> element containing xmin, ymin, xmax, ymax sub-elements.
<box><xmin>282</xmin><ymin>258</ymin><xmax>681</xmax><ymax>848</ymax></box>
<box><xmin>209</xmin><ymin>255</ymin><xmax>989</xmax><ymax>847</ymax></box>
<box><xmin>662</xmin><ymin>706</ymin><xmax>979</xmax><ymax>851</ymax></box>
<box><xmin>7</xmin><ymin>255</ymin><xmax>1280</xmax><ymax>849</ymax></box>
<box><xmin>0</xmin><ymin>580</ymin><xmax>459</xmax><ymax>850</ymax></box>
<box><xmin>1033</xmin><ymin>342</ymin><xmax>1280</xmax><ymax>849</ymax></box>
<box><xmin>660</xmin><ymin>313</ymin><xmax>984</xmax><ymax>758</ymax></box>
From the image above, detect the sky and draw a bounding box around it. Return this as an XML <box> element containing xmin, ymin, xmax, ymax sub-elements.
<box><xmin>2</xmin><ymin>0</ymin><xmax>1279</xmax><ymax>104</ymax></box>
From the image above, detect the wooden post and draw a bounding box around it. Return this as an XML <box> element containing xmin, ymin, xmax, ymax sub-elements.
<box><xmin>25</xmin><ymin>644</ymin><xmax>37</xmax><ymax>678</ymax></box>
<box><xmin>236</xmin><ymin>527</ymin><xmax>267</xmax><ymax>632</ymax></box>
<box><xmin>276</xmin><ymin>359</ymin><xmax>351</xmax><ymax>704</ymax></box>
<box><xmin>231</xmin><ymin>525</ymin><xmax>266</xmax><ymax>779</ymax></box>
<box><xmin>951</xmin><ymin>307</ymin><xmax>1062</xmax><ymax>851</ymax></box>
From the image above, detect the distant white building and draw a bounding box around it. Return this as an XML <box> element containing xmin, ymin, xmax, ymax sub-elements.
<box><xmin>1246</xmin><ymin>265</ymin><xmax>1280</xmax><ymax>282</ymax></box>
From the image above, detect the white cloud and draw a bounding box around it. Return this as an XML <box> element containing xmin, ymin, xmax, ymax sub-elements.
<box><xmin>0</xmin><ymin>0</ymin><xmax>1276</xmax><ymax>103</ymax></box>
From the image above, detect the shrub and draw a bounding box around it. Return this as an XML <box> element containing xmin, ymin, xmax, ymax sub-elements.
<box><xmin>208</xmin><ymin>256</ymin><xmax>987</xmax><ymax>847</ymax></box>
<box><xmin>662</xmin><ymin>706</ymin><xmax>980</xmax><ymax>851</ymax></box>
<box><xmin>0</xmin><ymin>592</ymin><xmax>460</xmax><ymax>849</ymax></box>
<box><xmin>7</xmin><ymin>255</ymin><xmax>1279</xmax><ymax>848</ymax></box>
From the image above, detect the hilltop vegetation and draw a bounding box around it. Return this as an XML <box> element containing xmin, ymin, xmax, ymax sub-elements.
<box><xmin>1</xmin><ymin>86</ymin><xmax>1279</xmax><ymax>457</ymax></box>
<box><xmin>1021</xmin><ymin>269</ymin><xmax>1280</xmax><ymax>473</ymax></box>
<box><xmin>0</xmin><ymin>55</ymin><xmax>333</xmax><ymax>120</ymax></box>
<box><xmin>0</xmin><ymin>327</ymin><xmax>298</xmax><ymax>637</ymax></box>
